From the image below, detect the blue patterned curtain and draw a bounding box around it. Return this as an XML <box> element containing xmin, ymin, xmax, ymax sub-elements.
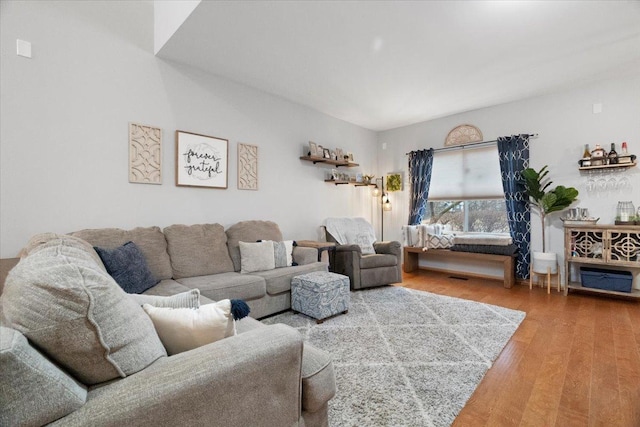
<box><xmin>407</xmin><ymin>149</ymin><xmax>434</xmax><ymax>225</ymax></box>
<box><xmin>497</xmin><ymin>135</ymin><xmax>530</xmax><ymax>279</ymax></box>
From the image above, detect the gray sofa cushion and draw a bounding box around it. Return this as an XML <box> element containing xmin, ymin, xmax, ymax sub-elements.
<box><xmin>177</xmin><ymin>272</ymin><xmax>266</xmax><ymax>301</ymax></box>
<box><xmin>71</xmin><ymin>226</ymin><xmax>173</xmax><ymax>281</ymax></box>
<box><xmin>163</xmin><ymin>224</ymin><xmax>235</xmax><ymax>279</ymax></box>
<box><xmin>253</xmin><ymin>262</ymin><xmax>328</xmax><ymax>295</ymax></box>
<box><xmin>226</xmin><ymin>221</ymin><xmax>283</xmax><ymax>272</ymax></box>
<box><xmin>1</xmin><ymin>236</ymin><xmax>167</xmax><ymax>385</ymax></box>
<box><xmin>0</xmin><ymin>326</ymin><xmax>87</xmax><ymax>427</ymax></box>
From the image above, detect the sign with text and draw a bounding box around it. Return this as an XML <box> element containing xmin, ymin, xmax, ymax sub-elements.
<box><xmin>175</xmin><ymin>131</ymin><xmax>228</xmax><ymax>189</ymax></box>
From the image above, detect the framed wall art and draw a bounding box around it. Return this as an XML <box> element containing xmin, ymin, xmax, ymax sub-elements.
<box><xmin>175</xmin><ymin>130</ymin><xmax>228</xmax><ymax>189</ymax></box>
<box><xmin>386</xmin><ymin>172</ymin><xmax>403</xmax><ymax>192</ymax></box>
<box><xmin>238</xmin><ymin>143</ymin><xmax>258</xmax><ymax>190</ymax></box>
<box><xmin>308</xmin><ymin>141</ymin><xmax>319</xmax><ymax>157</ymax></box>
<box><xmin>129</xmin><ymin>122</ymin><xmax>162</xmax><ymax>184</ymax></box>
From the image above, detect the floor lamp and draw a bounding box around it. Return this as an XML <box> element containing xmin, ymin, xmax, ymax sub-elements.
<box><xmin>372</xmin><ymin>177</ymin><xmax>392</xmax><ymax>240</ymax></box>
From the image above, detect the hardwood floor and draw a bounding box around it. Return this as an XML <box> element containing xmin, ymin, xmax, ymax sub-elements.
<box><xmin>400</xmin><ymin>269</ymin><xmax>640</xmax><ymax>427</ymax></box>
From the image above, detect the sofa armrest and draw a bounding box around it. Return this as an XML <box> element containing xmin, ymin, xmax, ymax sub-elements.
<box><xmin>54</xmin><ymin>325</ymin><xmax>303</xmax><ymax>427</ymax></box>
<box><xmin>293</xmin><ymin>246</ymin><xmax>317</xmax><ymax>265</ymax></box>
<box><xmin>374</xmin><ymin>241</ymin><xmax>401</xmax><ymax>257</ymax></box>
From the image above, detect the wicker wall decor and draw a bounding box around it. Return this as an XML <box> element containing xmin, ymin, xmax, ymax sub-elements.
<box><xmin>129</xmin><ymin>123</ymin><xmax>162</xmax><ymax>184</ymax></box>
<box><xmin>238</xmin><ymin>143</ymin><xmax>258</xmax><ymax>190</ymax></box>
<box><xmin>444</xmin><ymin>124</ymin><xmax>483</xmax><ymax>147</ymax></box>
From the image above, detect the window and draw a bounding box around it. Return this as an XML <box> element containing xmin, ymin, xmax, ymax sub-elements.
<box><xmin>422</xmin><ymin>143</ymin><xmax>508</xmax><ymax>233</ymax></box>
<box><xmin>428</xmin><ymin>145</ymin><xmax>504</xmax><ymax>201</ymax></box>
<box><xmin>423</xmin><ymin>200</ymin><xmax>509</xmax><ymax>233</ymax></box>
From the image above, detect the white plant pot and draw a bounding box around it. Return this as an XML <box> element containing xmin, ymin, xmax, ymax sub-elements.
<box><xmin>532</xmin><ymin>252</ymin><xmax>558</xmax><ymax>274</ymax></box>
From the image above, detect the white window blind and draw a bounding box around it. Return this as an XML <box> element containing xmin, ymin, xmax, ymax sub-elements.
<box><xmin>428</xmin><ymin>145</ymin><xmax>504</xmax><ymax>200</ymax></box>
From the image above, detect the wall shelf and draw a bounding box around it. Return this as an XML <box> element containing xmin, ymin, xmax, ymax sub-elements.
<box><xmin>578</xmin><ymin>161</ymin><xmax>637</xmax><ymax>171</ymax></box>
<box><xmin>300</xmin><ymin>156</ymin><xmax>359</xmax><ymax>168</ymax></box>
<box><xmin>324</xmin><ymin>180</ymin><xmax>375</xmax><ymax>187</ymax></box>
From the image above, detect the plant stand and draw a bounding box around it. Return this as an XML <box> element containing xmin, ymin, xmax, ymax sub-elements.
<box><xmin>530</xmin><ymin>264</ymin><xmax>560</xmax><ymax>294</ymax></box>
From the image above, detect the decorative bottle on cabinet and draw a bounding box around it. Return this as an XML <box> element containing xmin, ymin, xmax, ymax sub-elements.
<box><xmin>608</xmin><ymin>143</ymin><xmax>618</xmax><ymax>165</ymax></box>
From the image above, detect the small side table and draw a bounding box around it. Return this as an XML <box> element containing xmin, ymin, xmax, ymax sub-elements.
<box><xmin>296</xmin><ymin>240</ymin><xmax>336</xmax><ymax>272</ymax></box>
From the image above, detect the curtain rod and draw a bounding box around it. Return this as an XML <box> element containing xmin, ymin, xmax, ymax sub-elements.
<box><xmin>405</xmin><ymin>133</ymin><xmax>538</xmax><ymax>155</ymax></box>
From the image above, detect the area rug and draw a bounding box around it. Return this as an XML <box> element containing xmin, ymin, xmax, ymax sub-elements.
<box><xmin>262</xmin><ymin>285</ymin><xmax>526</xmax><ymax>427</ymax></box>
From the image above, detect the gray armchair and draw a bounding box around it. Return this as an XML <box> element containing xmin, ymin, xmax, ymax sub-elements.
<box><xmin>324</xmin><ymin>227</ymin><xmax>402</xmax><ymax>290</ymax></box>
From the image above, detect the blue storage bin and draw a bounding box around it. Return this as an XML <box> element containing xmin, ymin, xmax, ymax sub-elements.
<box><xmin>580</xmin><ymin>267</ymin><xmax>632</xmax><ymax>293</ymax></box>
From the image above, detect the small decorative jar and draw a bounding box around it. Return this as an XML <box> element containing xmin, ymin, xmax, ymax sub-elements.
<box><xmin>616</xmin><ymin>201</ymin><xmax>635</xmax><ymax>223</ymax></box>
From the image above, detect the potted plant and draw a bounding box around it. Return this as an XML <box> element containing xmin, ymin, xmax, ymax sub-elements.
<box><xmin>522</xmin><ymin>166</ymin><xmax>579</xmax><ymax>273</ymax></box>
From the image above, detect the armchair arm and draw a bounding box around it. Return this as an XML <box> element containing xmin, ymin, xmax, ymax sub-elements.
<box><xmin>335</xmin><ymin>244</ymin><xmax>362</xmax><ymax>254</ymax></box>
<box><xmin>293</xmin><ymin>246</ymin><xmax>318</xmax><ymax>265</ymax></box>
<box><xmin>55</xmin><ymin>325</ymin><xmax>303</xmax><ymax>427</ymax></box>
<box><xmin>374</xmin><ymin>241</ymin><xmax>402</xmax><ymax>257</ymax></box>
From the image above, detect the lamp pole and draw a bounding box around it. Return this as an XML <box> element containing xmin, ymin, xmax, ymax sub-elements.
<box><xmin>380</xmin><ymin>178</ymin><xmax>385</xmax><ymax>241</ymax></box>
<box><xmin>372</xmin><ymin>177</ymin><xmax>391</xmax><ymax>241</ymax></box>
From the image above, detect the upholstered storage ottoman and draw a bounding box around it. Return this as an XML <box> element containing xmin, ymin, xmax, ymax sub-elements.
<box><xmin>291</xmin><ymin>271</ymin><xmax>350</xmax><ymax>323</ymax></box>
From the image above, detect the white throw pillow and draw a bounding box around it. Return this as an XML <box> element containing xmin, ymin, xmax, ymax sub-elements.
<box><xmin>142</xmin><ymin>300</ymin><xmax>235</xmax><ymax>355</ymax></box>
<box><xmin>345</xmin><ymin>231</ymin><xmax>376</xmax><ymax>255</ymax></box>
<box><xmin>239</xmin><ymin>241</ymin><xmax>275</xmax><ymax>273</ymax></box>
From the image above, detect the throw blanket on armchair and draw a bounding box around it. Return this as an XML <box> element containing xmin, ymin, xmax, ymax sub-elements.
<box><xmin>324</xmin><ymin>217</ymin><xmax>378</xmax><ymax>254</ymax></box>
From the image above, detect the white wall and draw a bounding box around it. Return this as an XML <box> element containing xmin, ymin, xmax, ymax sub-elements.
<box><xmin>378</xmin><ymin>74</ymin><xmax>640</xmax><ymax>283</ymax></box>
<box><xmin>154</xmin><ymin>0</ymin><xmax>200</xmax><ymax>54</ymax></box>
<box><xmin>0</xmin><ymin>1</ymin><xmax>377</xmax><ymax>257</ymax></box>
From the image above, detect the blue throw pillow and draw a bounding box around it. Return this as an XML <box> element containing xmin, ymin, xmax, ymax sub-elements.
<box><xmin>94</xmin><ymin>241</ymin><xmax>158</xmax><ymax>294</ymax></box>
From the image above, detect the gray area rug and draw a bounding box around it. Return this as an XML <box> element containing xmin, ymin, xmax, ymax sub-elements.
<box><xmin>262</xmin><ymin>285</ymin><xmax>526</xmax><ymax>427</ymax></box>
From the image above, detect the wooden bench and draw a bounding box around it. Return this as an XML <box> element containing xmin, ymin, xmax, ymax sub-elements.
<box><xmin>403</xmin><ymin>246</ymin><xmax>515</xmax><ymax>288</ymax></box>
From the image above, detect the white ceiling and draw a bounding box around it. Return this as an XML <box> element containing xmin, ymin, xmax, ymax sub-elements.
<box><xmin>156</xmin><ymin>1</ymin><xmax>640</xmax><ymax>131</ymax></box>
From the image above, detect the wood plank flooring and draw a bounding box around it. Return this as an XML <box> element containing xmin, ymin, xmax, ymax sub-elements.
<box><xmin>400</xmin><ymin>269</ymin><xmax>640</xmax><ymax>427</ymax></box>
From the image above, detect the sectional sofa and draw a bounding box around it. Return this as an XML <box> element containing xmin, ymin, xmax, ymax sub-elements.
<box><xmin>72</xmin><ymin>220</ymin><xmax>328</xmax><ymax>319</ymax></box>
<box><xmin>0</xmin><ymin>220</ymin><xmax>335</xmax><ymax>426</ymax></box>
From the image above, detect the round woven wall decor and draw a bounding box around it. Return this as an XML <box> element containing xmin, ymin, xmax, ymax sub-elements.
<box><xmin>445</xmin><ymin>124</ymin><xmax>483</xmax><ymax>146</ymax></box>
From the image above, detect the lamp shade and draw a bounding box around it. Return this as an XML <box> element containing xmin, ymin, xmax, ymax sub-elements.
<box><xmin>383</xmin><ymin>200</ymin><xmax>392</xmax><ymax>211</ymax></box>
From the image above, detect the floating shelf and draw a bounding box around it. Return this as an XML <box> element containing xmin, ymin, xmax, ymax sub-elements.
<box><xmin>300</xmin><ymin>156</ymin><xmax>359</xmax><ymax>167</ymax></box>
<box><xmin>324</xmin><ymin>180</ymin><xmax>376</xmax><ymax>187</ymax></box>
<box><xmin>578</xmin><ymin>161</ymin><xmax>637</xmax><ymax>171</ymax></box>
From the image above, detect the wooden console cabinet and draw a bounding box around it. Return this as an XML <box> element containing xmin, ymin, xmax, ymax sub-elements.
<box><xmin>564</xmin><ymin>224</ymin><xmax>640</xmax><ymax>299</ymax></box>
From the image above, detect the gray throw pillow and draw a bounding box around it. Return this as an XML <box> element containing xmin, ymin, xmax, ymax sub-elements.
<box><xmin>129</xmin><ymin>289</ymin><xmax>200</xmax><ymax>308</ymax></box>
<box><xmin>0</xmin><ymin>236</ymin><xmax>167</xmax><ymax>385</ymax></box>
<box><xmin>0</xmin><ymin>326</ymin><xmax>87</xmax><ymax>426</ymax></box>
<box><xmin>94</xmin><ymin>241</ymin><xmax>158</xmax><ymax>294</ymax></box>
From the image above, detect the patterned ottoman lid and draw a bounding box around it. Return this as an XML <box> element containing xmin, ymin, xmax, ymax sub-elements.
<box><xmin>292</xmin><ymin>271</ymin><xmax>349</xmax><ymax>292</ymax></box>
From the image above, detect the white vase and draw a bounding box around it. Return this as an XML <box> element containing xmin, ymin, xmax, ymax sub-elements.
<box><xmin>532</xmin><ymin>251</ymin><xmax>558</xmax><ymax>274</ymax></box>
